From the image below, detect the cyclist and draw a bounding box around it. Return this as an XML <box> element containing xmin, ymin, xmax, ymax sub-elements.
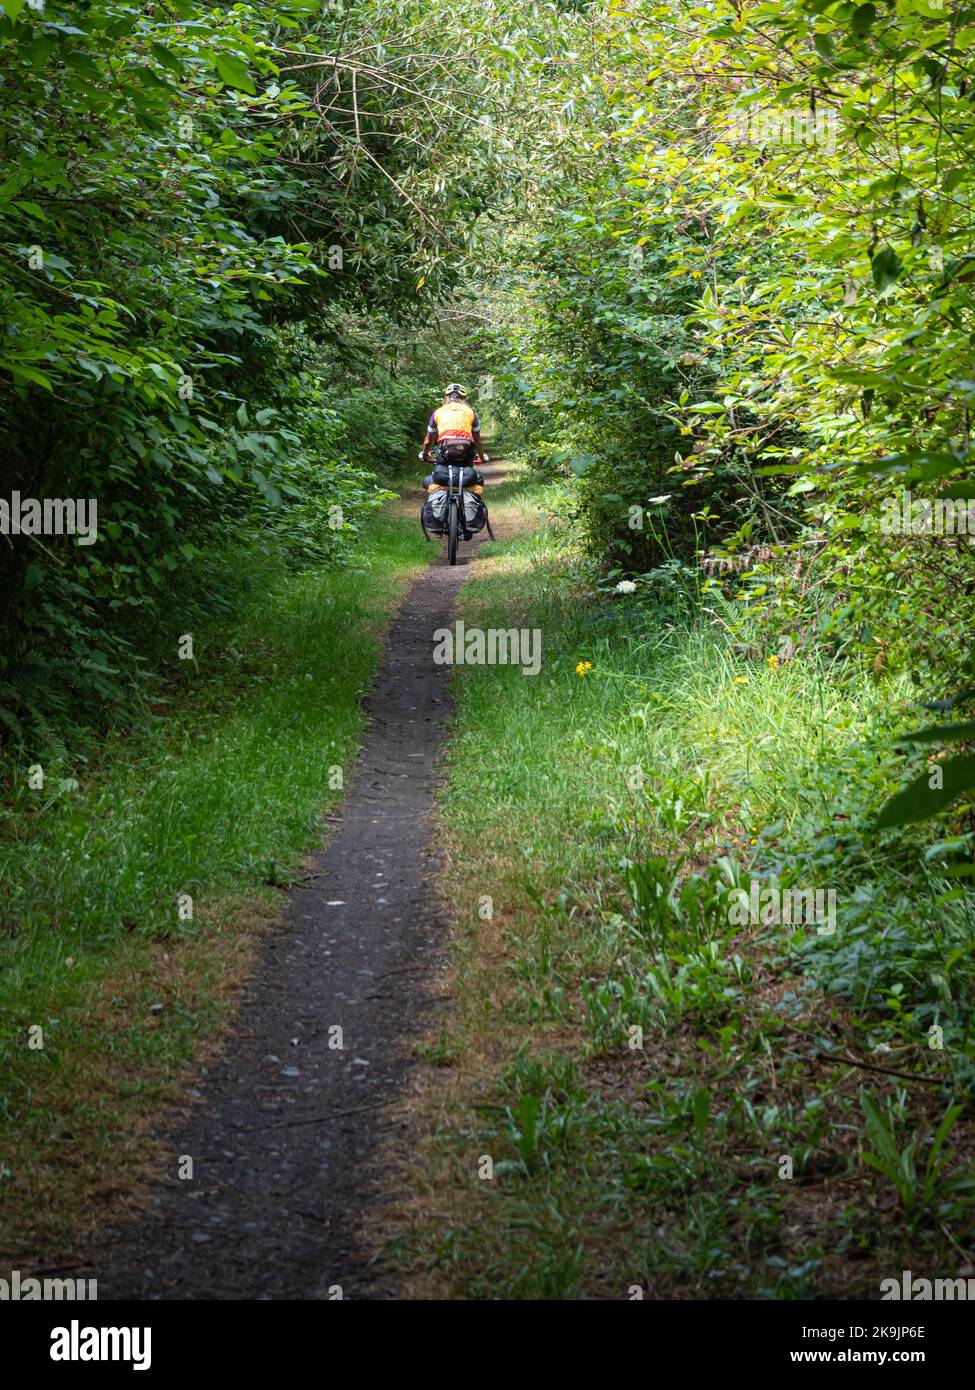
<box><xmin>421</xmin><ymin>383</ymin><xmax>488</xmax><ymax>468</ymax></box>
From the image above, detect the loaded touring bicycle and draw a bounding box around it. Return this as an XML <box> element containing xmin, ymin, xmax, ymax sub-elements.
<box><xmin>420</xmin><ymin>456</ymin><xmax>495</xmax><ymax>566</ymax></box>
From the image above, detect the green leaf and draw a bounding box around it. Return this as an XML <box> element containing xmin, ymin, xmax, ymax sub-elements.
<box><xmin>897</xmin><ymin>722</ymin><xmax>975</xmax><ymax>746</ymax></box>
<box><xmin>851</xmin><ymin>3</ymin><xmax>876</xmax><ymax>38</ymax></box>
<box><xmin>3</xmin><ymin>362</ymin><xmax>54</xmax><ymax>389</ymax></box>
<box><xmin>876</xmin><ymin>755</ymin><xmax>975</xmax><ymax>828</ymax></box>
<box><xmin>251</xmin><ymin>469</ymin><xmax>282</xmax><ymax>506</ymax></box>
<box><xmin>860</xmin><ymin>1090</ymin><xmax>899</xmax><ymax>1177</ymax></box>
<box><xmin>569</xmin><ymin>453</ymin><xmax>596</xmax><ymax>477</ymax></box>
<box><xmin>64</xmin><ymin>51</ymin><xmax>102</xmax><ymax>82</ymax></box>
<box><xmin>150</xmin><ymin>43</ymin><xmax>185</xmax><ymax>78</ymax></box>
<box><xmin>134</xmin><ymin>66</ymin><xmax>174</xmax><ymax>93</ymax></box>
<box><xmin>134</xmin><ymin>111</ymin><xmax>166</xmax><ymax>135</ymax></box>
<box><xmin>485</xmin><ymin>43</ymin><xmax>522</xmax><ymax>62</ymax></box>
<box><xmin>214</xmin><ymin>53</ymin><xmax>256</xmax><ymax>95</ymax></box>
<box><xmin>871</xmin><ymin>246</ymin><xmax>902</xmax><ymax>292</ymax></box>
<box><xmin>26</xmin><ymin>35</ymin><xmax>57</xmax><ymax>68</ymax></box>
<box><xmin>692</xmin><ymin>1086</ymin><xmax>710</xmax><ymax>1144</ymax></box>
<box><xmin>927</xmin><ymin>1105</ymin><xmax>962</xmax><ymax>1180</ymax></box>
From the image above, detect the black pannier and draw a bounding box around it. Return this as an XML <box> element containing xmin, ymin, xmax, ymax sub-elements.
<box><xmin>421</xmin><ymin>489</ymin><xmax>448</xmax><ymax>535</ymax></box>
<box><xmin>462</xmin><ymin>491</ymin><xmax>487</xmax><ymax>533</ymax></box>
<box><xmin>420</xmin><ymin>488</ymin><xmax>488</xmax><ymax>537</ymax></box>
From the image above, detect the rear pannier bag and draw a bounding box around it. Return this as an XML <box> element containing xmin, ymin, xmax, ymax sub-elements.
<box><xmin>421</xmin><ymin>488</ymin><xmax>448</xmax><ymax>534</ymax></box>
<box><xmin>463</xmin><ymin>491</ymin><xmax>487</xmax><ymax>533</ymax></box>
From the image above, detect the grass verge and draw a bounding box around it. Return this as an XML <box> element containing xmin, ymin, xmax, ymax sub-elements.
<box><xmin>0</xmin><ymin>501</ymin><xmax>429</xmax><ymax>1260</ymax></box>
<box><xmin>378</xmin><ymin>474</ymin><xmax>975</xmax><ymax>1300</ymax></box>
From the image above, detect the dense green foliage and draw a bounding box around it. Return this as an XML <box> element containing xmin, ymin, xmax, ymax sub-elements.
<box><xmin>5</xmin><ymin>0</ymin><xmax>973</xmax><ymax>769</ymax></box>
<box><xmin>483</xmin><ymin>0</ymin><xmax>975</xmax><ymax>819</ymax></box>
<box><xmin>0</xmin><ymin>0</ymin><xmax>502</xmax><ymax>750</ymax></box>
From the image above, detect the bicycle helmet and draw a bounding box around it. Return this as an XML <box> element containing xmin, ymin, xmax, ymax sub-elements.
<box><xmin>443</xmin><ymin>383</ymin><xmax>468</xmax><ymax>399</ymax></box>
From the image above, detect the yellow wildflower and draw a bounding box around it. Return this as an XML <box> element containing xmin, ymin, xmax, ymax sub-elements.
<box><xmin>576</xmin><ymin>661</ymin><xmax>593</xmax><ymax>677</ymax></box>
<box><xmin>733</xmin><ymin>676</ymin><xmax>749</xmax><ymax>686</ymax></box>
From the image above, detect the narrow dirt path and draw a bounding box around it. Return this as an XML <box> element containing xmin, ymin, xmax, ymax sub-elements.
<box><xmin>86</xmin><ymin>464</ymin><xmax>506</xmax><ymax>1300</ymax></box>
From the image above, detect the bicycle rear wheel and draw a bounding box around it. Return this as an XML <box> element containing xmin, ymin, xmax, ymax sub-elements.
<box><xmin>447</xmin><ymin>498</ymin><xmax>459</xmax><ymax>565</ymax></box>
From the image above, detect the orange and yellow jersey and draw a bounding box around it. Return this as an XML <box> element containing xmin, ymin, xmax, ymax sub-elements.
<box><xmin>428</xmin><ymin>401</ymin><xmax>479</xmax><ymax>442</ymax></box>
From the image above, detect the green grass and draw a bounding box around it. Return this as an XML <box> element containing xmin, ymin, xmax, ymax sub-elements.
<box><xmin>392</xmin><ymin>475</ymin><xmax>975</xmax><ymax>1300</ymax></box>
<box><xmin>0</xmin><ymin>501</ymin><xmax>429</xmax><ymax>1255</ymax></box>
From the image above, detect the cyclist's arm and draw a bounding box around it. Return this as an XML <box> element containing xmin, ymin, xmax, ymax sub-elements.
<box><xmin>422</xmin><ymin>411</ymin><xmax>438</xmax><ymax>461</ymax></box>
<box><xmin>473</xmin><ymin>429</ymin><xmax>486</xmax><ymax>465</ymax></box>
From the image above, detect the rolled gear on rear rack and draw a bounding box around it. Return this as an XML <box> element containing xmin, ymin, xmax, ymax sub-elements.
<box><xmin>431</xmin><ymin>462</ymin><xmax>483</xmax><ymax>489</ymax></box>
